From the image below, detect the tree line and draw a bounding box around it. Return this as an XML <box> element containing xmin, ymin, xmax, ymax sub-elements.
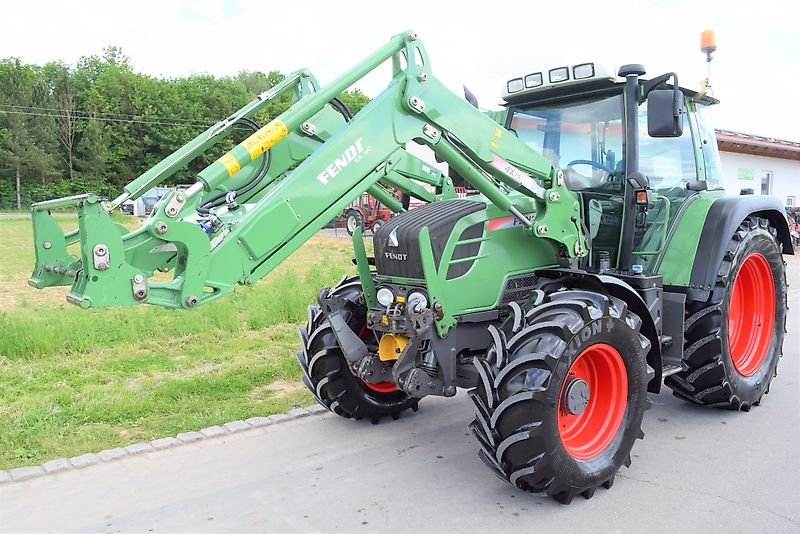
<box><xmin>0</xmin><ymin>47</ymin><xmax>369</xmax><ymax>209</ymax></box>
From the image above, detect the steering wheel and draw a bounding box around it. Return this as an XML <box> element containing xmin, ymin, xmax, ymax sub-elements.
<box><xmin>563</xmin><ymin>159</ymin><xmax>617</xmax><ymax>190</ymax></box>
<box><xmin>566</xmin><ymin>159</ymin><xmax>615</xmax><ymax>175</ymax></box>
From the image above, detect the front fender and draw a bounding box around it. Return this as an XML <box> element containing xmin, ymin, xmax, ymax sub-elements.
<box><xmin>537</xmin><ymin>269</ymin><xmax>663</xmax><ymax>393</ymax></box>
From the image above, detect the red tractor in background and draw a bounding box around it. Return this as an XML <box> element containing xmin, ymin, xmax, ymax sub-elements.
<box><xmin>343</xmin><ymin>193</ymin><xmax>394</xmax><ymax>236</ymax></box>
<box><xmin>343</xmin><ymin>187</ymin><xmax>468</xmax><ymax>236</ymax></box>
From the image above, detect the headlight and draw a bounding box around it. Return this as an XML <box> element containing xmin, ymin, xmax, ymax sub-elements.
<box><xmin>506</xmin><ymin>78</ymin><xmax>524</xmax><ymax>93</ymax></box>
<box><xmin>376</xmin><ymin>287</ymin><xmax>394</xmax><ymax>307</ymax></box>
<box><xmin>407</xmin><ymin>291</ymin><xmax>428</xmax><ymax>311</ymax></box>
<box><xmin>549</xmin><ymin>67</ymin><xmax>569</xmax><ymax>83</ymax></box>
<box><xmin>573</xmin><ymin>63</ymin><xmax>595</xmax><ymax>80</ymax></box>
<box><xmin>525</xmin><ymin>72</ymin><xmax>543</xmax><ymax>88</ymax></box>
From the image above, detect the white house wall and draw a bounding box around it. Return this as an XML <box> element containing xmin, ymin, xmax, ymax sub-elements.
<box><xmin>719</xmin><ymin>151</ymin><xmax>800</xmax><ymax>206</ymax></box>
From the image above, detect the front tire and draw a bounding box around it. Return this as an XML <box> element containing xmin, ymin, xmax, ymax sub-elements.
<box><xmin>345</xmin><ymin>210</ymin><xmax>364</xmax><ymax>236</ymax></box>
<box><xmin>297</xmin><ymin>276</ymin><xmax>418</xmax><ymax>422</ymax></box>
<box><xmin>665</xmin><ymin>217</ymin><xmax>787</xmax><ymax>410</ymax></box>
<box><xmin>469</xmin><ymin>289</ymin><xmax>651</xmax><ymax>504</ymax></box>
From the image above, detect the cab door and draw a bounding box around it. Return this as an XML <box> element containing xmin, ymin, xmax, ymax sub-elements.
<box><xmin>631</xmin><ymin>97</ymin><xmax>701</xmax><ymax>273</ymax></box>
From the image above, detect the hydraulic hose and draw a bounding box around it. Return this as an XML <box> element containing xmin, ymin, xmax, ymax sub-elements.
<box><xmin>330</xmin><ymin>97</ymin><xmax>353</xmax><ymax>121</ymax></box>
<box><xmin>197</xmin><ymin>117</ymin><xmax>271</xmax><ymax>214</ymax></box>
<box><xmin>233</xmin><ymin>97</ymin><xmax>354</xmax><ymax>204</ymax></box>
<box><xmin>197</xmin><ymin>98</ymin><xmax>352</xmax><ymax>214</ymax></box>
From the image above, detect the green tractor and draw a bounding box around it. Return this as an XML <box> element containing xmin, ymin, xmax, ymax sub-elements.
<box><xmin>28</xmin><ymin>31</ymin><xmax>791</xmax><ymax>503</ymax></box>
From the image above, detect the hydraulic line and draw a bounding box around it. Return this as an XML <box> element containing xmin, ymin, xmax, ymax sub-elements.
<box><xmin>197</xmin><ymin>117</ymin><xmax>271</xmax><ymax>214</ymax></box>
<box><xmin>330</xmin><ymin>97</ymin><xmax>353</xmax><ymax>121</ymax></box>
<box><xmin>231</xmin><ymin>98</ymin><xmax>355</xmax><ymax>206</ymax></box>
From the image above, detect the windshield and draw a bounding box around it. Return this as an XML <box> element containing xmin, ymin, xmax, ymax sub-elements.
<box><xmin>510</xmin><ymin>93</ymin><xmax>700</xmax><ymax>196</ymax></box>
<box><xmin>509</xmin><ymin>94</ymin><xmax>624</xmax><ymax>193</ymax></box>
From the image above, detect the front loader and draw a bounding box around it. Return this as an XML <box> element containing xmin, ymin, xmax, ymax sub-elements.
<box><xmin>28</xmin><ymin>31</ymin><xmax>792</xmax><ymax>504</ymax></box>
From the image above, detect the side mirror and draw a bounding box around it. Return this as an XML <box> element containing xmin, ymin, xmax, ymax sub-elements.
<box><xmin>647</xmin><ymin>89</ymin><xmax>684</xmax><ymax>137</ymax></box>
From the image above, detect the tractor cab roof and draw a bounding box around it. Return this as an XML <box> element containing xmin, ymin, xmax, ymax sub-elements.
<box><xmin>501</xmin><ymin>62</ymin><xmax>719</xmax><ymax>108</ymax></box>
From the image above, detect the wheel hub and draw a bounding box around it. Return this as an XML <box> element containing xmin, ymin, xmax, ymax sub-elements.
<box><xmin>562</xmin><ymin>378</ymin><xmax>590</xmax><ymax>415</ymax></box>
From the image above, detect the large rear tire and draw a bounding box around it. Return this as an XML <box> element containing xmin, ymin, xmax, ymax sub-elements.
<box><xmin>469</xmin><ymin>289</ymin><xmax>651</xmax><ymax>504</ymax></box>
<box><xmin>665</xmin><ymin>217</ymin><xmax>787</xmax><ymax>410</ymax></box>
<box><xmin>297</xmin><ymin>276</ymin><xmax>418</xmax><ymax>422</ymax></box>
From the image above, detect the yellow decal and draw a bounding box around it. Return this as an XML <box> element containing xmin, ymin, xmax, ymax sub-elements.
<box><xmin>381</xmin><ymin>314</ymin><xmax>389</xmax><ymax>325</ymax></box>
<box><xmin>242</xmin><ymin>119</ymin><xmax>288</xmax><ymax>160</ymax></box>
<box><xmin>217</xmin><ymin>153</ymin><xmax>240</xmax><ymax>176</ymax></box>
<box><xmin>491</xmin><ymin>140</ymin><xmax>498</xmax><ymax>148</ymax></box>
<box><xmin>396</xmin><ymin>295</ymin><xmax>406</xmax><ymax>303</ymax></box>
<box><xmin>494</xmin><ymin>128</ymin><xmax>502</xmax><ymax>138</ymax></box>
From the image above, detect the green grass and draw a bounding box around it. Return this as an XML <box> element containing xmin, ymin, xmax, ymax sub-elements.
<box><xmin>0</xmin><ymin>216</ymin><xmax>360</xmax><ymax>468</ymax></box>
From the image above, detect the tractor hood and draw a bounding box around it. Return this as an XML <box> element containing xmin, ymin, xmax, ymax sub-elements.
<box><xmin>373</xmin><ymin>199</ymin><xmax>486</xmax><ymax>280</ymax></box>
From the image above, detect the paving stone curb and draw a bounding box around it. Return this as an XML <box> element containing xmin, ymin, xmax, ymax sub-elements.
<box><xmin>70</xmin><ymin>453</ymin><xmax>99</xmax><ymax>470</ymax></box>
<box><xmin>42</xmin><ymin>458</ymin><xmax>70</xmax><ymax>474</ymax></box>
<box><xmin>125</xmin><ymin>443</ymin><xmax>153</xmax><ymax>455</ymax></box>
<box><xmin>10</xmin><ymin>466</ymin><xmax>44</xmax><ymax>482</ymax></box>
<box><xmin>98</xmin><ymin>448</ymin><xmax>128</xmax><ymax>462</ymax></box>
<box><xmin>0</xmin><ymin>404</ymin><xmax>328</xmax><ymax>485</ymax></box>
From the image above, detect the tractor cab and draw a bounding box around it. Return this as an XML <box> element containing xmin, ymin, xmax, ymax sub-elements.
<box><xmin>500</xmin><ymin>62</ymin><xmax>724</xmax><ymax>273</ymax></box>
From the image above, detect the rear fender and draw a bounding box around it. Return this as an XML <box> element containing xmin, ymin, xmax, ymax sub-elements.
<box><xmin>687</xmin><ymin>196</ymin><xmax>793</xmax><ymax>301</ymax></box>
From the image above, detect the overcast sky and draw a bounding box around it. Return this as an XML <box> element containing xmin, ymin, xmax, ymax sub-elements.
<box><xmin>1</xmin><ymin>0</ymin><xmax>797</xmax><ymax>141</ymax></box>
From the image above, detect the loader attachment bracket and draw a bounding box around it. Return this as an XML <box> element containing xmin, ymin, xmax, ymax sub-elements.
<box><xmin>29</xmin><ymin>196</ymin><xmax>88</xmax><ymax>289</ymax></box>
<box><xmin>317</xmin><ymin>286</ymin><xmax>369</xmax><ymax>364</ymax></box>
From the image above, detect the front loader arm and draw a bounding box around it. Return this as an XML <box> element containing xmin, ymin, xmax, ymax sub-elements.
<box><xmin>30</xmin><ymin>31</ymin><xmax>585</xmax><ymax>310</ymax></box>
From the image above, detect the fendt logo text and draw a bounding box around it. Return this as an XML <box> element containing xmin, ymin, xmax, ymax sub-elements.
<box><xmin>316</xmin><ymin>138</ymin><xmax>370</xmax><ymax>184</ymax></box>
<box><xmin>384</xmin><ymin>251</ymin><xmax>407</xmax><ymax>261</ymax></box>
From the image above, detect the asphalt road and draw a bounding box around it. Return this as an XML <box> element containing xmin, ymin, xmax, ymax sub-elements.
<box><xmin>2</xmin><ymin>264</ymin><xmax>799</xmax><ymax>533</ymax></box>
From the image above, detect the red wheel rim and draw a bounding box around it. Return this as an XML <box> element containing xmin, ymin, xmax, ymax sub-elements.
<box><xmin>558</xmin><ymin>343</ymin><xmax>628</xmax><ymax>460</ymax></box>
<box><xmin>728</xmin><ymin>253</ymin><xmax>775</xmax><ymax>377</ymax></box>
<box><xmin>357</xmin><ymin>325</ymin><xmax>398</xmax><ymax>393</ymax></box>
<box><xmin>363</xmin><ymin>381</ymin><xmax>399</xmax><ymax>393</ymax></box>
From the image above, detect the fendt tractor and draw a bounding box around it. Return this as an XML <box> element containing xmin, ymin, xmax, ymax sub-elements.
<box><xmin>28</xmin><ymin>31</ymin><xmax>791</xmax><ymax>503</ymax></box>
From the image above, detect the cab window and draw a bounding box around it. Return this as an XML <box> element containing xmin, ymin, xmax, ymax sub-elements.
<box><xmin>695</xmin><ymin>104</ymin><xmax>724</xmax><ymax>190</ymax></box>
<box><xmin>637</xmin><ymin>101</ymin><xmax>696</xmax><ymax>193</ymax></box>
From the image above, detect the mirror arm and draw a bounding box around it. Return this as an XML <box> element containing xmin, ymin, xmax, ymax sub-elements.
<box><xmin>642</xmin><ymin>72</ymin><xmax>680</xmax><ymax>118</ymax></box>
<box><xmin>642</xmin><ymin>73</ymin><xmax>670</xmax><ymax>94</ymax></box>
<box><xmin>670</xmin><ymin>73</ymin><xmax>681</xmax><ymax>117</ymax></box>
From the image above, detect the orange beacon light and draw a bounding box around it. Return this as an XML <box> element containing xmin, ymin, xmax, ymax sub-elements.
<box><xmin>701</xmin><ymin>30</ymin><xmax>717</xmax><ymax>58</ymax></box>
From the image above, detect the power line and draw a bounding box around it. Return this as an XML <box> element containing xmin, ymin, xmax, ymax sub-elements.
<box><xmin>0</xmin><ymin>108</ymin><xmax>255</xmax><ymax>130</ymax></box>
<box><xmin>2</xmin><ymin>103</ymin><xmax>227</xmax><ymax>126</ymax></box>
<box><xmin>0</xmin><ymin>108</ymin><xmax>212</xmax><ymax>128</ymax></box>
